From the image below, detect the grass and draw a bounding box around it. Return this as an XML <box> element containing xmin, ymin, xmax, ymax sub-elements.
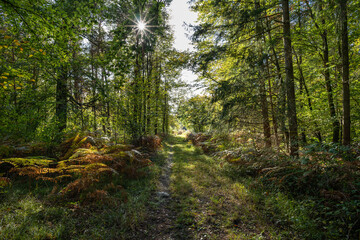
<box><xmin>0</xmin><ymin>148</ymin><xmax>167</xmax><ymax>240</ymax></box>
<box><xmin>167</xmin><ymin>135</ymin><xmax>321</xmax><ymax>239</ymax></box>
<box><xmin>1</xmin><ymin>135</ymin><xmax>350</xmax><ymax>239</ymax></box>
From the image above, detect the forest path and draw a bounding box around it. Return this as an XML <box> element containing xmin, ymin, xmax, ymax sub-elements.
<box><xmin>129</xmin><ymin>140</ymin><xmax>179</xmax><ymax>240</ymax></box>
<box><xmin>138</xmin><ymin>142</ymin><xmax>177</xmax><ymax>239</ymax></box>
<box><xmin>131</xmin><ymin>136</ymin><xmax>279</xmax><ymax>239</ymax></box>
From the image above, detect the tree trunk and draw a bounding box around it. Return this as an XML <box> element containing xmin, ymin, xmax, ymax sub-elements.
<box><xmin>255</xmin><ymin>0</ymin><xmax>271</xmax><ymax>148</ymax></box>
<box><xmin>265</xmin><ymin>13</ymin><xmax>287</xmax><ymax>150</ymax></box>
<box><xmin>154</xmin><ymin>56</ymin><xmax>161</xmax><ymax>135</ymax></box>
<box><xmin>133</xmin><ymin>38</ymin><xmax>141</xmax><ymax>139</ymax></box>
<box><xmin>315</xmin><ymin>0</ymin><xmax>340</xmax><ymax>143</ymax></box>
<box><xmin>340</xmin><ymin>0</ymin><xmax>351</xmax><ymax>145</ymax></box>
<box><xmin>90</xmin><ymin>43</ymin><xmax>97</xmax><ymax>131</ymax></box>
<box><xmin>295</xmin><ymin>5</ymin><xmax>307</xmax><ymax>145</ymax></box>
<box><xmin>260</xmin><ymin>81</ymin><xmax>272</xmax><ymax>148</ymax></box>
<box><xmin>56</xmin><ymin>66</ymin><xmax>68</xmax><ymax>136</ymax></box>
<box><xmin>266</xmin><ymin>61</ymin><xmax>279</xmax><ymax>147</ymax></box>
<box><xmin>293</xmin><ymin>48</ymin><xmax>323</xmax><ymax>142</ymax></box>
<box><xmin>282</xmin><ymin>0</ymin><xmax>299</xmax><ymax>156</ymax></box>
<box><xmin>146</xmin><ymin>52</ymin><xmax>152</xmax><ymax>134</ymax></box>
<box><xmin>162</xmin><ymin>77</ymin><xmax>168</xmax><ymax>134</ymax></box>
<box><xmin>323</xmin><ymin>31</ymin><xmax>340</xmax><ymax>143</ymax></box>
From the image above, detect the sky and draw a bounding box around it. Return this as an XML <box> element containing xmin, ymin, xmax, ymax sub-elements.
<box><xmin>168</xmin><ymin>0</ymin><xmax>201</xmax><ymax>96</ymax></box>
<box><xmin>168</xmin><ymin>0</ymin><xmax>197</xmax><ymax>52</ymax></box>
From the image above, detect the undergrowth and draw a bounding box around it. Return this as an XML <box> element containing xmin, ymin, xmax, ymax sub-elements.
<box><xmin>169</xmin><ymin>135</ymin><xmax>296</xmax><ymax>239</ymax></box>
<box><xmin>0</xmin><ymin>133</ymin><xmax>164</xmax><ymax>239</ymax></box>
<box><xmin>187</xmin><ymin>132</ymin><xmax>360</xmax><ymax>239</ymax></box>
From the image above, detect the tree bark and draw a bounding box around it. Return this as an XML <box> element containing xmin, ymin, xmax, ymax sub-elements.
<box><xmin>340</xmin><ymin>0</ymin><xmax>351</xmax><ymax>145</ymax></box>
<box><xmin>154</xmin><ymin>55</ymin><xmax>160</xmax><ymax>135</ymax></box>
<box><xmin>255</xmin><ymin>0</ymin><xmax>271</xmax><ymax>148</ymax></box>
<box><xmin>56</xmin><ymin>66</ymin><xmax>68</xmax><ymax>136</ymax></box>
<box><xmin>260</xmin><ymin>81</ymin><xmax>272</xmax><ymax>148</ymax></box>
<box><xmin>146</xmin><ymin>52</ymin><xmax>152</xmax><ymax>134</ymax></box>
<box><xmin>265</xmin><ymin>61</ymin><xmax>279</xmax><ymax>147</ymax></box>
<box><xmin>282</xmin><ymin>0</ymin><xmax>299</xmax><ymax>156</ymax></box>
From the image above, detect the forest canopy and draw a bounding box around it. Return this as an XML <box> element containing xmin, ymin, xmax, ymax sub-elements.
<box><xmin>0</xmin><ymin>0</ymin><xmax>185</xmax><ymax>143</ymax></box>
<box><xmin>179</xmin><ymin>0</ymin><xmax>360</xmax><ymax>155</ymax></box>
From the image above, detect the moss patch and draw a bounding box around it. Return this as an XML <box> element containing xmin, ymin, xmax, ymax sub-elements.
<box><xmin>2</xmin><ymin>158</ymin><xmax>54</xmax><ymax>167</ymax></box>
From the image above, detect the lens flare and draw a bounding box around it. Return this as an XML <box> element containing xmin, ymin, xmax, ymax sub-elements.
<box><xmin>137</xmin><ymin>21</ymin><xmax>146</xmax><ymax>31</ymax></box>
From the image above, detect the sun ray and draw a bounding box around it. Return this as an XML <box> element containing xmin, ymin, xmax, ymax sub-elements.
<box><xmin>124</xmin><ymin>11</ymin><xmax>157</xmax><ymax>41</ymax></box>
<box><xmin>138</xmin><ymin>21</ymin><xmax>146</xmax><ymax>31</ymax></box>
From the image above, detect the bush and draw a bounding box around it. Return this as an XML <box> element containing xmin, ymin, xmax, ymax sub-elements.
<box><xmin>189</xmin><ymin>132</ymin><xmax>360</xmax><ymax>239</ymax></box>
<box><xmin>186</xmin><ymin>132</ymin><xmax>217</xmax><ymax>153</ymax></box>
<box><xmin>215</xmin><ymin>143</ymin><xmax>360</xmax><ymax>239</ymax></box>
<box><xmin>133</xmin><ymin>135</ymin><xmax>162</xmax><ymax>152</ymax></box>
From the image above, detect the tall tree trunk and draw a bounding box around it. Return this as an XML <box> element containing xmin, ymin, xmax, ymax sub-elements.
<box><xmin>56</xmin><ymin>66</ymin><xmax>68</xmax><ymax>136</ymax></box>
<box><xmin>103</xmin><ymin>67</ymin><xmax>111</xmax><ymax>136</ymax></box>
<box><xmin>323</xmin><ymin>26</ymin><xmax>340</xmax><ymax>143</ymax></box>
<box><xmin>141</xmin><ymin>42</ymin><xmax>146</xmax><ymax>136</ymax></box>
<box><xmin>282</xmin><ymin>0</ymin><xmax>299</xmax><ymax>156</ymax></box>
<box><xmin>315</xmin><ymin>0</ymin><xmax>340</xmax><ymax>143</ymax></box>
<box><xmin>133</xmin><ymin>38</ymin><xmax>141</xmax><ymax>139</ymax></box>
<box><xmin>265</xmin><ymin>61</ymin><xmax>279</xmax><ymax>147</ymax></box>
<box><xmin>293</xmin><ymin>48</ymin><xmax>322</xmax><ymax>142</ymax></box>
<box><xmin>298</xmin><ymin>64</ymin><xmax>307</xmax><ymax>145</ymax></box>
<box><xmin>265</xmin><ymin>13</ymin><xmax>287</xmax><ymax>150</ymax></box>
<box><xmin>295</xmin><ymin>5</ymin><xmax>307</xmax><ymax>145</ymax></box>
<box><xmin>255</xmin><ymin>0</ymin><xmax>271</xmax><ymax>148</ymax></box>
<box><xmin>146</xmin><ymin>52</ymin><xmax>152</xmax><ymax>134</ymax></box>
<box><xmin>162</xmin><ymin>77</ymin><xmax>168</xmax><ymax>134</ymax></box>
<box><xmin>260</xmin><ymin>81</ymin><xmax>272</xmax><ymax>148</ymax></box>
<box><xmin>154</xmin><ymin>55</ymin><xmax>161</xmax><ymax>135</ymax></box>
<box><xmin>90</xmin><ymin>43</ymin><xmax>97</xmax><ymax>131</ymax></box>
<box><xmin>340</xmin><ymin>0</ymin><xmax>351</xmax><ymax>145</ymax></box>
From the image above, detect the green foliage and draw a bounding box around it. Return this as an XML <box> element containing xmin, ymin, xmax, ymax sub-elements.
<box><xmin>177</xmin><ymin>95</ymin><xmax>212</xmax><ymax>132</ymax></box>
<box><xmin>0</xmin><ymin>0</ymin><xmax>181</xmax><ymax>143</ymax></box>
<box><xmin>191</xmin><ymin>132</ymin><xmax>360</xmax><ymax>239</ymax></box>
<box><xmin>189</xmin><ymin>0</ymin><xmax>360</xmax><ymax>147</ymax></box>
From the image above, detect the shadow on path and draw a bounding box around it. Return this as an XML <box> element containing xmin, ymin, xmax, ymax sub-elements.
<box><xmin>129</xmin><ymin>135</ymin><xmax>294</xmax><ymax>240</ymax></box>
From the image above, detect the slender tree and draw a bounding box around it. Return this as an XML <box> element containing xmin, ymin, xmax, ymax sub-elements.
<box><xmin>282</xmin><ymin>0</ymin><xmax>299</xmax><ymax>156</ymax></box>
<box><xmin>339</xmin><ymin>0</ymin><xmax>351</xmax><ymax>145</ymax></box>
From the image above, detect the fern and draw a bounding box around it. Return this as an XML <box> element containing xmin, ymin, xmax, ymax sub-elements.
<box><xmin>2</xmin><ymin>133</ymin><xmax>159</xmax><ymax>205</ymax></box>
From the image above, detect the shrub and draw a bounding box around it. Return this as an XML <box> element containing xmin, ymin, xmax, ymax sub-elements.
<box><xmin>0</xmin><ymin>145</ymin><xmax>14</xmax><ymax>158</ymax></box>
<box><xmin>133</xmin><ymin>135</ymin><xmax>162</xmax><ymax>152</ymax></box>
<box><xmin>186</xmin><ymin>133</ymin><xmax>216</xmax><ymax>153</ymax></box>
<box><xmin>215</xmin><ymin>143</ymin><xmax>360</xmax><ymax>239</ymax></box>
